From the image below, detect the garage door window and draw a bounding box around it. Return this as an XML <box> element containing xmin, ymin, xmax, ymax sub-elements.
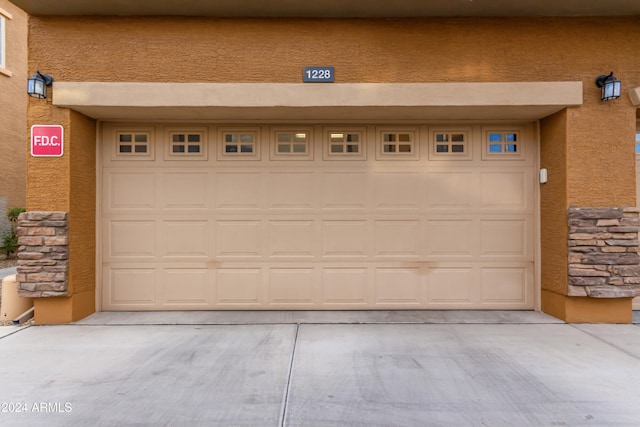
<box><xmin>218</xmin><ymin>128</ymin><xmax>260</xmax><ymax>160</ymax></box>
<box><xmin>171</xmin><ymin>133</ymin><xmax>201</xmax><ymax>154</ymax></box>
<box><xmin>429</xmin><ymin>129</ymin><xmax>471</xmax><ymax>160</ymax></box>
<box><xmin>482</xmin><ymin>128</ymin><xmax>524</xmax><ymax>160</ymax></box>
<box><xmin>377</xmin><ymin>128</ymin><xmax>418</xmax><ymax>160</ymax></box>
<box><xmin>271</xmin><ymin>128</ymin><xmax>313</xmax><ymax>160</ymax></box>
<box><xmin>324</xmin><ymin>128</ymin><xmax>366</xmax><ymax>160</ymax></box>
<box><xmin>224</xmin><ymin>132</ymin><xmax>255</xmax><ymax>154</ymax></box>
<box><xmin>164</xmin><ymin>128</ymin><xmax>207</xmax><ymax>160</ymax></box>
<box><xmin>116</xmin><ymin>131</ymin><xmax>153</xmax><ymax>159</ymax></box>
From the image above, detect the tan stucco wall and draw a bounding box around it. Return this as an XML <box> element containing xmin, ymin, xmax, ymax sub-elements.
<box><xmin>27</xmin><ymin>103</ymin><xmax>96</xmax><ymax>324</ymax></box>
<box><xmin>0</xmin><ymin>0</ymin><xmax>27</xmax><ymax>210</ymax></box>
<box><xmin>25</xmin><ymin>17</ymin><xmax>640</xmax><ymax>85</ymax></box>
<box><xmin>566</xmin><ymin>104</ymin><xmax>636</xmax><ymax>206</ymax></box>
<box><xmin>540</xmin><ymin>110</ymin><xmax>568</xmax><ymax>296</ymax></box>
<box><xmin>25</xmin><ymin>16</ymin><xmax>640</xmax><ymax>322</ymax></box>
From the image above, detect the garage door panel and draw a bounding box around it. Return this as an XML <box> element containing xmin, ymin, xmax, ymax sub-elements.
<box><xmin>107</xmin><ymin>220</ymin><xmax>157</xmax><ymax>258</ymax></box>
<box><xmin>426</xmin><ymin>265</ymin><xmax>474</xmax><ymax>305</ymax></box>
<box><xmin>215</xmin><ymin>171</ymin><xmax>264</xmax><ymax>210</ymax></box>
<box><xmin>374</xmin><ymin>172</ymin><xmax>421</xmax><ymax>210</ymax></box>
<box><xmin>160</xmin><ymin>171</ymin><xmax>209</xmax><ymax>209</ymax></box>
<box><xmin>215</xmin><ymin>268</ymin><xmax>263</xmax><ymax>306</ymax></box>
<box><xmin>480</xmin><ymin>171</ymin><xmax>529</xmax><ymax>209</ymax></box>
<box><xmin>481</xmin><ymin>265</ymin><xmax>531</xmax><ymax>305</ymax></box>
<box><xmin>162</xmin><ymin>220</ymin><xmax>209</xmax><ymax>258</ymax></box>
<box><xmin>105</xmin><ymin>267</ymin><xmax>157</xmax><ymax>307</ymax></box>
<box><xmin>426</xmin><ymin>219</ymin><xmax>476</xmax><ymax>257</ymax></box>
<box><xmin>322</xmin><ymin>172</ymin><xmax>369</xmax><ymax>210</ymax></box>
<box><xmin>374</xmin><ymin>220</ymin><xmax>422</xmax><ymax>259</ymax></box>
<box><xmin>425</xmin><ymin>171</ymin><xmax>474</xmax><ymax>209</ymax></box>
<box><xmin>268</xmin><ymin>268</ymin><xmax>317</xmax><ymax>305</ymax></box>
<box><xmin>162</xmin><ymin>268</ymin><xmax>209</xmax><ymax>305</ymax></box>
<box><xmin>215</xmin><ymin>220</ymin><xmax>263</xmax><ymax>258</ymax></box>
<box><xmin>375</xmin><ymin>267</ymin><xmax>422</xmax><ymax>305</ymax></box>
<box><xmin>480</xmin><ymin>219</ymin><xmax>531</xmax><ymax>259</ymax></box>
<box><xmin>107</xmin><ymin>171</ymin><xmax>157</xmax><ymax>210</ymax></box>
<box><xmin>268</xmin><ymin>220</ymin><xmax>316</xmax><ymax>258</ymax></box>
<box><xmin>322</xmin><ymin>220</ymin><xmax>370</xmax><ymax>258</ymax></box>
<box><xmin>268</xmin><ymin>171</ymin><xmax>316</xmax><ymax>210</ymax></box>
<box><xmin>321</xmin><ymin>268</ymin><xmax>369</xmax><ymax>305</ymax></box>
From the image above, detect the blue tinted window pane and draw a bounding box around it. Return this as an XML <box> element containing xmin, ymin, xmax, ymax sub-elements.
<box><xmin>489</xmin><ymin>144</ymin><xmax>502</xmax><ymax>153</ymax></box>
<box><xmin>489</xmin><ymin>133</ymin><xmax>502</xmax><ymax>142</ymax></box>
<box><xmin>636</xmin><ymin>133</ymin><xmax>640</xmax><ymax>142</ymax></box>
<box><xmin>636</xmin><ymin>143</ymin><xmax>640</xmax><ymax>153</ymax></box>
<box><xmin>505</xmin><ymin>133</ymin><xmax>517</xmax><ymax>142</ymax></box>
<box><xmin>505</xmin><ymin>144</ymin><xmax>517</xmax><ymax>153</ymax></box>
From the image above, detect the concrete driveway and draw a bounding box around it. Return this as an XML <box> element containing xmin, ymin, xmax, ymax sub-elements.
<box><xmin>0</xmin><ymin>312</ymin><xmax>640</xmax><ymax>426</ymax></box>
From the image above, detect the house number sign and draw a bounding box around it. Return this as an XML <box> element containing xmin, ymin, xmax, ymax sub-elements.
<box><xmin>303</xmin><ymin>66</ymin><xmax>334</xmax><ymax>83</ymax></box>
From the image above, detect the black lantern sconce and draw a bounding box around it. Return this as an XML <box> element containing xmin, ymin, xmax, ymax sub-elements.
<box><xmin>595</xmin><ymin>72</ymin><xmax>621</xmax><ymax>101</ymax></box>
<box><xmin>27</xmin><ymin>71</ymin><xmax>54</xmax><ymax>99</ymax></box>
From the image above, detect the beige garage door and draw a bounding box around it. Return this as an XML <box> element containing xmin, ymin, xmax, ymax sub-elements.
<box><xmin>100</xmin><ymin>123</ymin><xmax>536</xmax><ymax>310</ymax></box>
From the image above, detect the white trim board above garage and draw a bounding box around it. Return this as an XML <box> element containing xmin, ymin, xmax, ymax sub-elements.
<box><xmin>52</xmin><ymin>82</ymin><xmax>583</xmax><ymax>121</ymax></box>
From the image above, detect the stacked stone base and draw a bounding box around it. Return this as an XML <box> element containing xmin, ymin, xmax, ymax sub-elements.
<box><xmin>568</xmin><ymin>207</ymin><xmax>640</xmax><ymax>298</ymax></box>
<box><xmin>16</xmin><ymin>212</ymin><xmax>69</xmax><ymax>298</ymax></box>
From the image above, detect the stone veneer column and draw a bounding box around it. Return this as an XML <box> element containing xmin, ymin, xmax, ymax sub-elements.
<box><xmin>15</xmin><ymin>212</ymin><xmax>69</xmax><ymax>297</ymax></box>
<box><xmin>568</xmin><ymin>207</ymin><xmax>640</xmax><ymax>298</ymax></box>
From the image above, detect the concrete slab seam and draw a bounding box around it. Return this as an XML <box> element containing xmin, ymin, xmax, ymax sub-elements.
<box><xmin>0</xmin><ymin>325</ymin><xmax>32</xmax><ymax>341</ymax></box>
<box><xmin>280</xmin><ymin>323</ymin><xmax>299</xmax><ymax>427</ymax></box>
<box><xmin>569</xmin><ymin>324</ymin><xmax>640</xmax><ymax>361</ymax></box>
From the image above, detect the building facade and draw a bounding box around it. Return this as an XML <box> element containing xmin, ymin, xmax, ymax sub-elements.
<box><xmin>8</xmin><ymin>1</ymin><xmax>640</xmax><ymax>323</ymax></box>
<box><xmin>0</xmin><ymin>0</ymin><xmax>27</xmax><ymax>231</ymax></box>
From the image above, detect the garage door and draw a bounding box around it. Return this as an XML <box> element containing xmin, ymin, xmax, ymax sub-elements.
<box><xmin>100</xmin><ymin>123</ymin><xmax>536</xmax><ymax>310</ymax></box>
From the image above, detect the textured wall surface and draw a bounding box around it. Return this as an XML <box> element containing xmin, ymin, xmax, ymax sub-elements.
<box><xmin>67</xmin><ymin>111</ymin><xmax>96</xmax><ymax>296</ymax></box>
<box><xmin>540</xmin><ymin>110</ymin><xmax>569</xmax><ymax>295</ymax></box>
<box><xmin>0</xmin><ymin>0</ymin><xmax>27</xmax><ymax>209</ymax></box>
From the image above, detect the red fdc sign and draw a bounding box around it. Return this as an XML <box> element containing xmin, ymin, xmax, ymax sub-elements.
<box><xmin>31</xmin><ymin>125</ymin><xmax>64</xmax><ymax>157</ymax></box>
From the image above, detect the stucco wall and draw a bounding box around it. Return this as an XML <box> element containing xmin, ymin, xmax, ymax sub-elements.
<box><xmin>68</xmin><ymin>110</ymin><xmax>96</xmax><ymax>298</ymax></box>
<box><xmin>26</xmin><ymin>103</ymin><xmax>96</xmax><ymax>322</ymax></box>
<box><xmin>0</xmin><ymin>0</ymin><xmax>27</xmax><ymax>210</ymax></box>
<box><xmin>540</xmin><ymin>110</ymin><xmax>568</xmax><ymax>296</ymax></box>
<box><xmin>26</xmin><ymin>17</ymin><xmax>640</xmax><ymax>85</ymax></box>
<box><xmin>566</xmin><ymin>105</ymin><xmax>636</xmax><ymax>207</ymax></box>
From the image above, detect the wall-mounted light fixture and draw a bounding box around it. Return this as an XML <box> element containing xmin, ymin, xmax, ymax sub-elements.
<box><xmin>27</xmin><ymin>71</ymin><xmax>54</xmax><ymax>99</ymax></box>
<box><xmin>595</xmin><ymin>72</ymin><xmax>621</xmax><ymax>101</ymax></box>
